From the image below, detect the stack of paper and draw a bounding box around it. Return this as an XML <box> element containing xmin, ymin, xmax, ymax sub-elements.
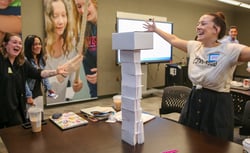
<box><xmin>120</xmin><ymin>50</ymin><xmax>144</xmax><ymax>145</ymax></box>
<box><xmin>112</xmin><ymin>31</ymin><xmax>153</xmax><ymax>146</ymax></box>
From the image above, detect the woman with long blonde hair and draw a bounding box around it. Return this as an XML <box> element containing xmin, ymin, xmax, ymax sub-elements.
<box><xmin>43</xmin><ymin>0</ymin><xmax>87</xmax><ymax>104</ymax></box>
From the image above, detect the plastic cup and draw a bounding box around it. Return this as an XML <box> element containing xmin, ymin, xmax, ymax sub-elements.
<box><xmin>243</xmin><ymin>138</ymin><xmax>250</xmax><ymax>153</ymax></box>
<box><xmin>113</xmin><ymin>95</ymin><xmax>122</xmax><ymax>111</ymax></box>
<box><xmin>28</xmin><ymin>107</ymin><xmax>42</xmax><ymax>132</ymax></box>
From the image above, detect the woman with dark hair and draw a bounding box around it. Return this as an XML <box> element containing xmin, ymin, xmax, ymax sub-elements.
<box><xmin>0</xmin><ymin>33</ymin><xmax>70</xmax><ymax>128</ymax></box>
<box><xmin>24</xmin><ymin>35</ymin><xmax>55</xmax><ymax>105</ymax></box>
<box><xmin>144</xmin><ymin>12</ymin><xmax>250</xmax><ymax>141</ymax></box>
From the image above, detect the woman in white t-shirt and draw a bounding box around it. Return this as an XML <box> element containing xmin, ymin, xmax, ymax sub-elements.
<box><xmin>144</xmin><ymin>12</ymin><xmax>250</xmax><ymax>141</ymax></box>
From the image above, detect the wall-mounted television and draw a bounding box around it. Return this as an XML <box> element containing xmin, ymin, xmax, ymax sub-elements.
<box><xmin>116</xmin><ymin>18</ymin><xmax>173</xmax><ymax>64</ymax></box>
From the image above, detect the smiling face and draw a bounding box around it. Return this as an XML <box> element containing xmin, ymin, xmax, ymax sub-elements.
<box><xmin>74</xmin><ymin>0</ymin><xmax>97</xmax><ymax>24</ymax></box>
<box><xmin>32</xmin><ymin>37</ymin><xmax>42</xmax><ymax>56</ymax></box>
<box><xmin>51</xmin><ymin>0</ymin><xmax>67</xmax><ymax>37</ymax></box>
<box><xmin>5</xmin><ymin>35</ymin><xmax>22</xmax><ymax>58</ymax></box>
<box><xmin>196</xmin><ymin>14</ymin><xmax>219</xmax><ymax>43</ymax></box>
<box><xmin>229</xmin><ymin>28</ymin><xmax>238</xmax><ymax>40</ymax></box>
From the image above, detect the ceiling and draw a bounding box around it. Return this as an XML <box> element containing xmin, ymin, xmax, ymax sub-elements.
<box><xmin>182</xmin><ymin>0</ymin><xmax>250</xmax><ymax>12</ymax></box>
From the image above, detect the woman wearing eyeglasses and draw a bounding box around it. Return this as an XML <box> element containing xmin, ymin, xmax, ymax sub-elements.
<box><xmin>144</xmin><ymin>12</ymin><xmax>250</xmax><ymax>141</ymax></box>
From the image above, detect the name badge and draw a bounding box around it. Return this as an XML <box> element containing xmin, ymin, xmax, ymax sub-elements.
<box><xmin>208</xmin><ymin>53</ymin><xmax>219</xmax><ymax>62</ymax></box>
<box><xmin>8</xmin><ymin>67</ymin><xmax>13</xmax><ymax>74</ymax></box>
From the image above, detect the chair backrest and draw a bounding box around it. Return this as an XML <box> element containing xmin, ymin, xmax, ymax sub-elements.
<box><xmin>242</xmin><ymin>100</ymin><xmax>250</xmax><ymax>129</ymax></box>
<box><xmin>159</xmin><ymin>86</ymin><xmax>191</xmax><ymax>116</ymax></box>
<box><xmin>239</xmin><ymin>100</ymin><xmax>250</xmax><ymax>136</ymax></box>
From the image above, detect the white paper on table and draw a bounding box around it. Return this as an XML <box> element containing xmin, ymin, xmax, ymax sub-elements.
<box><xmin>114</xmin><ymin>111</ymin><xmax>155</xmax><ymax>123</ymax></box>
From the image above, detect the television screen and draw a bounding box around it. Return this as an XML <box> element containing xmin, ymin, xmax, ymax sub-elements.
<box><xmin>116</xmin><ymin>18</ymin><xmax>173</xmax><ymax>64</ymax></box>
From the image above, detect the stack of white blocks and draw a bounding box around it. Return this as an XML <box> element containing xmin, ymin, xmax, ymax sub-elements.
<box><xmin>112</xmin><ymin>31</ymin><xmax>153</xmax><ymax>146</ymax></box>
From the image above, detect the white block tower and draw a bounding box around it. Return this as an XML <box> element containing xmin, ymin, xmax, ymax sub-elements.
<box><xmin>112</xmin><ymin>32</ymin><xmax>153</xmax><ymax>145</ymax></box>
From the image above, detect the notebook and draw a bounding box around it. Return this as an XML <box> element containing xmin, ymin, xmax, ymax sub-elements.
<box><xmin>49</xmin><ymin>112</ymin><xmax>88</xmax><ymax>130</ymax></box>
<box><xmin>80</xmin><ymin>106</ymin><xmax>116</xmax><ymax>121</ymax></box>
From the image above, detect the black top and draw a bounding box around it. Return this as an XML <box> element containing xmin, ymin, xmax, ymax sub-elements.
<box><xmin>0</xmin><ymin>54</ymin><xmax>42</xmax><ymax>124</ymax></box>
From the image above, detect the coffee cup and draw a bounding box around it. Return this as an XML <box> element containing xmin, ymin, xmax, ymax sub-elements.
<box><xmin>113</xmin><ymin>95</ymin><xmax>122</xmax><ymax>111</ymax></box>
<box><xmin>28</xmin><ymin>107</ymin><xmax>42</xmax><ymax>132</ymax></box>
<box><xmin>243</xmin><ymin>79</ymin><xmax>250</xmax><ymax>88</ymax></box>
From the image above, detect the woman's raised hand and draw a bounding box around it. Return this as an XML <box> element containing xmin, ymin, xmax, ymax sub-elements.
<box><xmin>143</xmin><ymin>18</ymin><xmax>156</xmax><ymax>32</ymax></box>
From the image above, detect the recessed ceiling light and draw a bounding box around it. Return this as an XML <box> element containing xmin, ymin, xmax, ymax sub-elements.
<box><xmin>240</xmin><ymin>3</ymin><xmax>250</xmax><ymax>9</ymax></box>
<box><xmin>217</xmin><ymin>0</ymin><xmax>250</xmax><ymax>9</ymax></box>
<box><xmin>218</xmin><ymin>0</ymin><xmax>241</xmax><ymax>6</ymax></box>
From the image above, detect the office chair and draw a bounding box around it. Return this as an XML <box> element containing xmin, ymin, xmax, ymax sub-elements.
<box><xmin>239</xmin><ymin>100</ymin><xmax>250</xmax><ymax>136</ymax></box>
<box><xmin>231</xmin><ymin>90</ymin><xmax>250</xmax><ymax>126</ymax></box>
<box><xmin>159</xmin><ymin>85</ymin><xmax>191</xmax><ymax>122</ymax></box>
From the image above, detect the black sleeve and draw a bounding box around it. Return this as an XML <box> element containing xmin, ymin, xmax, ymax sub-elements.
<box><xmin>24</xmin><ymin>60</ymin><xmax>42</xmax><ymax>79</ymax></box>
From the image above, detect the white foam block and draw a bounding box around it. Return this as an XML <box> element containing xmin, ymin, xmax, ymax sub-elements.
<box><xmin>120</xmin><ymin>50</ymin><xmax>141</xmax><ymax>63</ymax></box>
<box><xmin>112</xmin><ymin>31</ymin><xmax>153</xmax><ymax>50</ymax></box>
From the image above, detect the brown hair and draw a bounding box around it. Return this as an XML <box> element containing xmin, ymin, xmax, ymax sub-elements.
<box><xmin>1</xmin><ymin>33</ymin><xmax>25</xmax><ymax>66</ymax></box>
<box><xmin>206</xmin><ymin>12</ymin><xmax>226</xmax><ymax>39</ymax></box>
<box><xmin>230</xmin><ymin>25</ymin><xmax>238</xmax><ymax>30</ymax></box>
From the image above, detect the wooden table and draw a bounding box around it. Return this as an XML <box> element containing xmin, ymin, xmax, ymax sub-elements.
<box><xmin>0</xmin><ymin>115</ymin><xmax>243</xmax><ymax>153</ymax></box>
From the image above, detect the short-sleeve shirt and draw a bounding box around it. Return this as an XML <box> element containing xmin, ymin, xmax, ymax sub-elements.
<box><xmin>187</xmin><ymin>40</ymin><xmax>245</xmax><ymax>92</ymax></box>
